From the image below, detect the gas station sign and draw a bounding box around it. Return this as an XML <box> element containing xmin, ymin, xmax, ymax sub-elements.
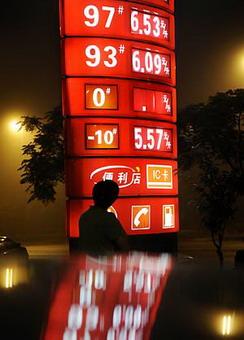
<box><xmin>60</xmin><ymin>0</ymin><xmax>175</xmax><ymax>49</ymax></box>
<box><xmin>66</xmin><ymin>158</ymin><xmax>178</xmax><ymax>197</ymax></box>
<box><xmin>60</xmin><ymin>0</ymin><xmax>178</xmax><ymax>238</ymax></box>
<box><xmin>63</xmin><ymin>78</ymin><xmax>177</xmax><ymax>122</ymax></box>
<box><xmin>63</xmin><ymin>38</ymin><xmax>176</xmax><ymax>85</ymax></box>
<box><xmin>65</xmin><ymin>118</ymin><xmax>177</xmax><ymax>158</ymax></box>
<box><xmin>67</xmin><ymin>197</ymin><xmax>179</xmax><ymax>237</ymax></box>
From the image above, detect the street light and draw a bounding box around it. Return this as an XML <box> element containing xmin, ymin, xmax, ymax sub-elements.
<box><xmin>8</xmin><ymin>119</ymin><xmax>22</xmax><ymax>133</ymax></box>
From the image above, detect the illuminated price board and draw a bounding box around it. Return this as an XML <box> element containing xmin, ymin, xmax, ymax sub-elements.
<box><xmin>67</xmin><ymin>197</ymin><xmax>179</xmax><ymax>236</ymax></box>
<box><xmin>62</xmin><ymin>38</ymin><xmax>176</xmax><ymax>85</ymax></box>
<box><xmin>65</xmin><ymin>118</ymin><xmax>177</xmax><ymax>158</ymax></box>
<box><xmin>66</xmin><ymin>158</ymin><xmax>178</xmax><ymax>197</ymax></box>
<box><xmin>63</xmin><ymin>78</ymin><xmax>177</xmax><ymax>122</ymax></box>
<box><xmin>60</xmin><ymin>0</ymin><xmax>175</xmax><ymax>49</ymax></box>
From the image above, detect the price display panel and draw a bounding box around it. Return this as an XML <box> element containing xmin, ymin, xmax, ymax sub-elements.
<box><xmin>62</xmin><ymin>38</ymin><xmax>176</xmax><ymax>85</ymax></box>
<box><xmin>62</xmin><ymin>78</ymin><xmax>177</xmax><ymax>122</ymax></box>
<box><xmin>65</xmin><ymin>118</ymin><xmax>177</xmax><ymax>158</ymax></box>
<box><xmin>67</xmin><ymin>197</ymin><xmax>179</xmax><ymax>236</ymax></box>
<box><xmin>60</xmin><ymin>0</ymin><xmax>175</xmax><ymax>50</ymax></box>
<box><xmin>128</xmin><ymin>0</ymin><xmax>174</xmax><ymax>13</ymax></box>
<box><xmin>66</xmin><ymin>158</ymin><xmax>178</xmax><ymax>198</ymax></box>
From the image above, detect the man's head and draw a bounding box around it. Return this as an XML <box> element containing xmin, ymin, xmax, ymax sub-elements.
<box><xmin>92</xmin><ymin>180</ymin><xmax>119</xmax><ymax>209</ymax></box>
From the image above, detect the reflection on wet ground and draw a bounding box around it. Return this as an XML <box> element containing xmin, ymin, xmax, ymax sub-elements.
<box><xmin>0</xmin><ymin>254</ymin><xmax>244</xmax><ymax>339</ymax></box>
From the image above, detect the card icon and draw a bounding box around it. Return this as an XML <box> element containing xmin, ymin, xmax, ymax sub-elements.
<box><xmin>146</xmin><ymin>165</ymin><xmax>173</xmax><ymax>189</ymax></box>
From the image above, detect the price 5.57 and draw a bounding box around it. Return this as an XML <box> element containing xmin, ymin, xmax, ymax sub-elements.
<box><xmin>134</xmin><ymin>127</ymin><xmax>172</xmax><ymax>151</ymax></box>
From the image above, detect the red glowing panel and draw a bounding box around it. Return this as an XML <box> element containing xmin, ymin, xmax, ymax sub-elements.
<box><xmin>60</xmin><ymin>0</ymin><xmax>175</xmax><ymax>49</ymax></box>
<box><xmin>62</xmin><ymin>38</ymin><xmax>176</xmax><ymax>85</ymax></box>
<box><xmin>67</xmin><ymin>197</ymin><xmax>179</xmax><ymax>236</ymax></box>
<box><xmin>66</xmin><ymin>158</ymin><xmax>178</xmax><ymax>197</ymax></box>
<box><xmin>134</xmin><ymin>88</ymin><xmax>172</xmax><ymax>115</ymax></box>
<box><xmin>85</xmin><ymin>84</ymin><xmax>118</xmax><ymax>109</ymax></box>
<box><xmin>62</xmin><ymin>78</ymin><xmax>177</xmax><ymax>122</ymax></box>
<box><xmin>86</xmin><ymin>124</ymin><xmax>119</xmax><ymax>149</ymax></box>
<box><xmin>65</xmin><ymin>118</ymin><xmax>177</xmax><ymax>158</ymax></box>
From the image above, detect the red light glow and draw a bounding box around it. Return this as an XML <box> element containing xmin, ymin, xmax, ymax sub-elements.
<box><xmin>65</xmin><ymin>118</ymin><xmax>177</xmax><ymax>158</ymax></box>
<box><xmin>60</xmin><ymin>0</ymin><xmax>175</xmax><ymax>49</ymax></box>
<box><xmin>62</xmin><ymin>38</ymin><xmax>176</xmax><ymax>85</ymax></box>
<box><xmin>62</xmin><ymin>78</ymin><xmax>177</xmax><ymax>121</ymax></box>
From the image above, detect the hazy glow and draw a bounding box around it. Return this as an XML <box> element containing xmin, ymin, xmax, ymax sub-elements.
<box><xmin>5</xmin><ymin>268</ymin><xmax>13</xmax><ymax>289</ymax></box>
<box><xmin>222</xmin><ymin>315</ymin><xmax>232</xmax><ymax>336</ymax></box>
<box><xmin>8</xmin><ymin>119</ymin><xmax>21</xmax><ymax>133</ymax></box>
<box><xmin>232</xmin><ymin>48</ymin><xmax>244</xmax><ymax>77</ymax></box>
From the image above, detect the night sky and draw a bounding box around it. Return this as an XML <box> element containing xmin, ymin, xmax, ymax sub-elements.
<box><xmin>0</xmin><ymin>0</ymin><xmax>243</xmax><ymax>242</ymax></box>
<box><xmin>1</xmin><ymin>0</ymin><xmax>244</xmax><ymax>118</ymax></box>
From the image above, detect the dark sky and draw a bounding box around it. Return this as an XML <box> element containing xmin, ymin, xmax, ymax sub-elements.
<box><xmin>0</xmin><ymin>0</ymin><xmax>244</xmax><ymax>117</ymax></box>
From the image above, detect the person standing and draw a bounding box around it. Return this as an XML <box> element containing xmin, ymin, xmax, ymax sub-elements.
<box><xmin>78</xmin><ymin>180</ymin><xmax>129</xmax><ymax>256</ymax></box>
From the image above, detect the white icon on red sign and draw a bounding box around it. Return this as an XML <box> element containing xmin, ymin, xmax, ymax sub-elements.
<box><xmin>146</xmin><ymin>164</ymin><xmax>173</xmax><ymax>189</ymax></box>
<box><xmin>131</xmin><ymin>205</ymin><xmax>150</xmax><ymax>230</ymax></box>
<box><xmin>162</xmin><ymin>204</ymin><xmax>175</xmax><ymax>229</ymax></box>
<box><xmin>90</xmin><ymin>165</ymin><xmax>141</xmax><ymax>188</ymax></box>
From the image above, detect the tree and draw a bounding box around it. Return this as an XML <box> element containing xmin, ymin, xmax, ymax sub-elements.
<box><xmin>179</xmin><ymin>89</ymin><xmax>244</xmax><ymax>265</ymax></box>
<box><xmin>19</xmin><ymin>106</ymin><xmax>64</xmax><ymax>204</ymax></box>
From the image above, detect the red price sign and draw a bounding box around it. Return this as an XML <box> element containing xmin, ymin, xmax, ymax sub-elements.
<box><xmin>67</xmin><ymin>197</ymin><xmax>179</xmax><ymax>236</ymax></box>
<box><xmin>66</xmin><ymin>158</ymin><xmax>178</xmax><ymax>197</ymax></box>
<box><xmin>62</xmin><ymin>38</ymin><xmax>176</xmax><ymax>85</ymax></box>
<box><xmin>60</xmin><ymin>0</ymin><xmax>175</xmax><ymax>49</ymax></box>
<box><xmin>65</xmin><ymin>118</ymin><xmax>177</xmax><ymax>158</ymax></box>
<box><xmin>86</xmin><ymin>124</ymin><xmax>119</xmax><ymax>149</ymax></box>
<box><xmin>63</xmin><ymin>78</ymin><xmax>177</xmax><ymax>122</ymax></box>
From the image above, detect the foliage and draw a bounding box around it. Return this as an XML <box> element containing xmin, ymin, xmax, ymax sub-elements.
<box><xmin>179</xmin><ymin>89</ymin><xmax>244</xmax><ymax>264</ymax></box>
<box><xmin>19</xmin><ymin>106</ymin><xmax>64</xmax><ymax>204</ymax></box>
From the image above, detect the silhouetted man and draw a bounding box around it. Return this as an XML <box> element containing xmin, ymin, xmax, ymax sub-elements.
<box><xmin>78</xmin><ymin>180</ymin><xmax>129</xmax><ymax>256</ymax></box>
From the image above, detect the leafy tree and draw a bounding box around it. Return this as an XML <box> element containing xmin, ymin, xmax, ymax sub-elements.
<box><xmin>179</xmin><ymin>89</ymin><xmax>244</xmax><ymax>265</ymax></box>
<box><xmin>19</xmin><ymin>106</ymin><xmax>64</xmax><ymax>204</ymax></box>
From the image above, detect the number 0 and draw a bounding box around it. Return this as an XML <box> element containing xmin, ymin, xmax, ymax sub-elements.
<box><xmin>93</xmin><ymin>88</ymin><xmax>106</xmax><ymax>107</ymax></box>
